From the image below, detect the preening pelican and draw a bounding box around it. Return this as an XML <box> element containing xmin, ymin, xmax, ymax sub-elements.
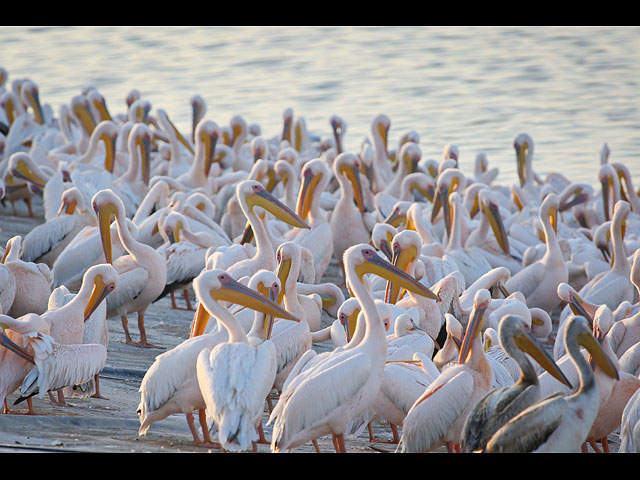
<box><xmin>268</xmin><ymin>244</ymin><xmax>440</xmax><ymax>452</ymax></box>
<box><xmin>484</xmin><ymin>315</ymin><xmax>619</xmax><ymax>453</ymax></box>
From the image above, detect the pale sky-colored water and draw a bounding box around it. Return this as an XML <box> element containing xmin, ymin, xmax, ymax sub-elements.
<box><xmin>2</xmin><ymin>26</ymin><xmax>639</xmax><ymax>187</ymax></box>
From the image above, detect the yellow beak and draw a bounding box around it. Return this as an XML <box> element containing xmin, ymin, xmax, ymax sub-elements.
<box><xmin>84</xmin><ymin>274</ymin><xmax>110</xmax><ymax>321</ymax></box>
<box><xmin>296</xmin><ymin>168</ymin><xmax>321</xmax><ymax>222</ymax></box>
<box><xmin>514</xmin><ymin>329</ymin><xmax>572</xmax><ymax>388</ymax></box>
<box><xmin>94</xmin><ymin>202</ymin><xmax>118</xmax><ymax>264</ymax></box>
<box><xmin>247</xmin><ymin>187</ymin><xmax>310</xmax><ymax>230</ymax></box>
<box><xmin>459</xmin><ymin>300</ymin><xmax>488</xmax><ymax>364</ymax></box>
<box><xmin>484</xmin><ymin>201</ymin><xmax>510</xmax><ymax>255</ymax></box>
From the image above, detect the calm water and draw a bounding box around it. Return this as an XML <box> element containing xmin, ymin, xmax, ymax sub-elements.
<box><xmin>2</xmin><ymin>26</ymin><xmax>639</xmax><ymax>187</ymax></box>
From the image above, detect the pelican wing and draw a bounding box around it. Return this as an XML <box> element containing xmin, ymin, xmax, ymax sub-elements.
<box><xmin>270</xmin><ymin>320</ymin><xmax>312</xmax><ymax>377</ymax></box>
<box><xmin>197</xmin><ymin>341</ymin><xmax>277</xmax><ymax>451</ymax></box>
<box><xmin>269</xmin><ymin>350</ymin><xmax>373</xmax><ymax>449</ymax></box>
<box><xmin>382</xmin><ymin>363</ymin><xmax>436</xmax><ymax>415</ymax></box>
<box><xmin>21</xmin><ymin>215</ymin><xmax>78</xmax><ymax>263</ymax></box>
<box><xmin>485</xmin><ymin>394</ymin><xmax>567</xmax><ymax>453</ymax></box>
<box><xmin>17</xmin><ymin>333</ymin><xmax>106</xmax><ymax>402</ymax></box>
<box><xmin>399</xmin><ymin>367</ymin><xmax>474</xmax><ymax>452</ymax></box>
<box><xmin>106</xmin><ymin>260</ymin><xmax>149</xmax><ymax>313</ymax></box>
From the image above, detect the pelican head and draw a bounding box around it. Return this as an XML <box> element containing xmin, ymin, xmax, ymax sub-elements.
<box><xmin>86</xmin><ymin>89</ymin><xmax>112</xmax><ymax>123</ymax></box>
<box><xmin>370</xmin><ymin>223</ymin><xmax>396</xmax><ymax>261</ymax></box>
<box><xmin>56</xmin><ymin>187</ymin><xmax>87</xmax><ymax>216</ymax></box>
<box><xmin>282</xmin><ymin>107</ymin><xmax>294</xmax><ymax>143</ymax></box>
<box><xmin>71</xmin><ymin>94</ymin><xmax>97</xmax><ymax>136</ymax></box>
<box><xmin>431</xmin><ymin>168</ymin><xmax>467</xmax><ymax>233</ymax></box>
<box><xmin>479</xmin><ymin>189</ymin><xmax>510</xmax><ymax>255</ymax></box>
<box><xmin>190</xmin><ymin>94</ymin><xmax>206</xmax><ymax>139</ymax></box>
<box><xmin>238</xmin><ymin>180</ymin><xmax>310</xmax><ymax>230</ymax></box>
<box><xmin>372</xmin><ymin>114</ymin><xmax>391</xmax><ymax>157</ymax></box>
<box><xmin>346</xmin><ymin>244</ymin><xmax>440</xmax><ymax>302</ymax></box>
<box><xmin>83</xmin><ymin>264</ymin><xmax>118</xmax><ymax>321</ymax></box>
<box><xmin>337</xmin><ymin>297</ymin><xmax>361</xmax><ymax>343</ymax></box>
<box><xmin>248</xmin><ymin>269</ymin><xmax>282</xmax><ymax>340</ymax></box>
<box><xmin>92</xmin><ymin>189</ymin><xmax>126</xmax><ymax>264</ymax></box>
<box><xmin>157</xmin><ymin>108</ymin><xmax>193</xmax><ymax>155</ymax></box>
<box><xmin>194</xmin><ymin>119</ymin><xmax>220</xmax><ymax>178</ymax></box>
<box><xmin>8</xmin><ymin>152</ymin><xmax>48</xmax><ymax>188</ymax></box>
<box><xmin>445</xmin><ymin>313</ymin><xmax>463</xmax><ymax>353</ymax></box>
<box><xmin>162</xmin><ymin>212</ymin><xmax>187</xmax><ymax>244</ymax></box>
<box><xmin>443</xmin><ymin>144</ymin><xmax>459</xmax><ymax>168</ymax></box>
<box><xmin>251</xmin><ymin>136</ymin><xmax>268</xmax><ymax>162</ymax></box>
<box><xmin>459</xmin><ymin>289</ymin><xmax>491</xmax><ymax>364</ymax></box>
<box><xmin>274</xmin><ymin>241</ymin><xmax>303</xmax><ymax>306</ymax></box>
<box><xmin>558</xmin><ymin>183</ymin><xmax>593</xmax><ymax>212</ymax></box>
<box><xmin>557</xmin><ymin>283</ymin><xmax>592</xmax><ymax>324</ymax></box>
<box><xmin>330</xmin><ymin>114</ymin><xmax>346</xmax><ymax>154</ymax></box>
<box><xmin>334</xmin><ymin>153</ymin><xmax>365</xmax><ymax>215</ymax></box>
<box><xmin>91</xmin><ymin>121</ymin><xmax>119</xmax><ymax>173</ymax></box>
<box><xmin>385</xmin><ymin>230</ymin><xmax>422</xmax><ymax>304</ymax></box>
<box><xmin>565</xmin><ymin>315</ymin><xmax>618</xmax><ymax>381</ymax></box>
<box><xmin>384</xmin><ymin>201</ymin><xmax>411</xmax><ymax>228</ymax></box>
<box><xmin>540</xmin><ymin>192</ymin><xmax>560</xmax><ymax>235</ymax></box>
<box><xmin>499</xmin><ymin>314</ymin><xmax>572</xmax><ymax>388</ymax></box>
<box><xmin>296</xmin><ymin>159</ymin><xmax>329</xmax><ymax>222</ymax></box>
<box><xmin>20</xmin><ymin>80</ymin><xmax>44</xmax><ymax>125</ymax></box>
<box><xmin>190</xmin><ymin>269</ymin><xmax>297</xmax><ymax>338</ymax></box>
<box><xmin>399</xmin><ymin>142</ymin><xmax>421</xmax><ymax>175</ymax></box>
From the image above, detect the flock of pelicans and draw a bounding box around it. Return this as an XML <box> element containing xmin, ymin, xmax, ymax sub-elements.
<box><xmin>2</xmin><ymin>67</ymin><xmax>640</xmax><ymax>454</ymax></box>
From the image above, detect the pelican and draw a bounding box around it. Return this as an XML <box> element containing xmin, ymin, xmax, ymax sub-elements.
<box><xmin>620</xmin><ymin>388</ymin><xmax>640</xmax><ymax>452</ymax></box>
<box><xmin>329</xmin><ymin>153</ymin><xmax>370</xmax><ymax>266</ymax></box>
<box><xmin>1</xmin><ymin>314</ymin><xmax>107</xmax><ymax>409</ymax></box>
<box><xmin>369</xmin><ymin>114</ymin><xmax>393</xmax><ymax>193</ymax></box>
<box><xmin>606</xmin><ymin>249</ymin><xmax>640</xmax><ymax>358</ymax></box>
<box><xmin>268</xmin><ymin>244</ymin><xmax>440</xmax><ymax>452</ymax></box>
<box><xmin>92</xmin><ymin>189</ymin><xmax>167</xmax><ymax>348</ymax></box>
<box><xmin>287</xmin><ymin>158</ymin><xmax>334</xmax><ymax>283</ymax></box>
<box><xmin>398</xmin><ymin>289</ymin><xmax>494</xmax><ymax>453</ymax></box>
<box><xmin>484</xmin><ymin>315</ymin><xmax>619</xmax><ymax>453</ymax></box>
<box><xmin>20</xmin><ymin>186</ymin><xmax>96</xmax><ymax>267</ymax></box>
<box><xmin>504</xmin><ymin>193</ymin><xmax>568</xmax><ymax>313</ymax></box>
<box><xmin>194</xmin><ymin>269</ymin><xmax>297</xmax><ymax>452</ymax></box>
<box><xmin>2</xmin><ymin>236</ymin><xmax>51</xmax><ymax>318</ymax></box>
<box><xmin>460</xmin><ymin>314</ymin><xmax>572</xmax><ymax>452</ymax></box>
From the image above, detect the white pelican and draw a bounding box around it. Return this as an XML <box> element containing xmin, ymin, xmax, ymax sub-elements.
<box><xmin>433</xmin><ymin>314</ymin><xmax>463</xmax><ymax>372</ymax></box>
<box><xmin>173</xmin><ymin>119</ymin><xmax>220</xmax><ymax>191</ymax></box>
<box><xmin>268</xmin><ymin>244</ymin><xmax>440</xmax><ymax>452</ymax></box>
<box><xmin>382</xmin><ymin>141</ymin><xmax>421</xmax><ymax>198</ymax></box>
<box><xmin>398</xmin><ymin>289</ymin><xmax>494</xmax><ymax>453</ymax></box>
<box><xmin>0</xmin><ymin>262</ymin><xmax>16</xmax><ymax>315</ymax></box>
<box><xmin>20</xmin><ymin>186</ymin><xmax>96</xmax><ymax>267</ymax></box>
<box><xmin>460</xmin><ymin>314</ymin><xmax>572</xmax><ymax>452</ymax></box>
<box><xmin>484</xmin><ymin>315</ymin><xmax>619</xmax><ymax>453</ymax></box>
<box><xmin>194</xmin><ymin>269</ymin><xmax>297</xmax><ymax>452</ymax></box>
<box><xmin>287</xmin><ymin>158</ymin><xmax>334</xmax><ymax>283</ymax></box>
<box><xmin>2</xmin><ymin>236</ymin><xmax>51</xmax><ymax>318</ymax></box>
<box><xmin>1</xmin><ymin>313</ymin><xmax>107</xmax><ymax>409</ymax></box>
<box><xmin>504</xmin><ymin>193</ymin><xmax>568</xmax><ymax>313</ymax></box>
<box><xmin>329</xmin><ymin>153</ymin><xmax>370</xmax><ymax>266</ymax></box>
<box><xmin>92</xmin><ymin>189</ymin><xmax>167</xmax><ymax>348</ymax></box>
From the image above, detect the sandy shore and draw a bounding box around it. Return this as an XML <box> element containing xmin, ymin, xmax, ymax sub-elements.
<box><xmin>0</xmin><ymin>198</ymin><xmax>621</xmax><ymax>453</ymax></box>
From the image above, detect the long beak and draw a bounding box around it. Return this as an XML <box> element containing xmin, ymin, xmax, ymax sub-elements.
<box><xmin>516</xmin><ymin>142</ymin><xmax>527</xmax><ymax>187</ymax></box>
<box><xmin>385</xmin><ymin>244</ymin><xmax>418</xmax><ymax>304</ymax></box>
<box><xmin>74</xmin><ymin>101</ymin><xmax>96</xmax><ymax>136</ymax></box>
<box><xmin>26</xmin><ymin>89</ymin><xmax>45</xmax><ymax>125</ymax></box>
<box><xmin>332</xmin><ymin>121</ymin><xmax>343</xmax><ymax>154</ymax></box>
<box><xmin>168</xmin><ymin>114</ymin><xmax>194</xmax><ymax>155</ymax></box>
<box><xmin>103</xmin><ymin>134</ymin><xmax>117</xmax><ymax>174</ymax></box>
<box><xmin>339</xmin><ymin>309</ymin><xmax>361</xmax><ymax>342</ymax></box>
<box><xmin>275</xmin><ymin>257</ymin><xmax>291</xmax><ymax>306</ymax></box>
<box><xmin>355</xmin><ymin>252</ymin><xmax>440</xmax><ymax>302</ymax></box>
<box><xmin>264</xmin><ymin>287</ymin><xmax>278</xmax><ymax>340</ymax></box>
<box><xmin>341</xmin><ymin>164</ymin><xmax>365</xmax><ymax>215</ymax></box>
<box><xmin>12</xmin><ymin>161</ymin><xmax>47</xmax><ymax>188</ymax></box>
<box><xmin>139</xmin><ymin>135</ymin><xmax>151</xmax><ymax>186</ymax></box>
<box><xmin>56</xmin><ymin>198</ymin><xmax>78</xmax><ymax>217</ymax></box>
<box><xmin>282</xmin><ymin>116</ymin><xmax>292</xmax><ymax>143</ymax></box>
<box><xmin>601</xmin><ymin>176</ymin><xmax>611</xmax><ymax>222</ymax></box>
<box><xmin>249</xmin><ymin>188</ymin><xmax>310</xmax><ymax>229</ymax></box>
<box><xmin>84</xmin><ymin>274</ymin><xmax>110</xmax><ymax>321</ymax></box>
<box><xmin>378</xmin><ymin>122</ymin><xmax>389</xmax><ymax>159</ymax></box>
<box><xmin>95</xmin><ymin>203</ymin><xmax>117</xmax><ymax>264</ymax></box>
<box><xmin>459</xmin><ymin>301</ymin><xmax>488</xmax><ymax>364</ymax></box>
<box><xmin>378</xmin><ymin>239</ymin><xmax>393</xmax><ymax>261</ymax></box>
<box><xmin>190</xmin><ymin>303</ymin><xmax>210</xmax><ymax>338</ymax></box>
<box><xmin>560</xmin><ymin>190</ymin><xmax>589</xmax><ymax>212</ymax></box>
<box><xmin>568</xmin><ymin>292</ymin><xmax>592</xmax><ymax>325</ymax></box>
<box><xmin>0</xmin><ymin>327</ymin><xmax>35</xmax><ymax>364</ymax></box>
<box><xmin>431</xmin><ymin>188</ymin><xmax>443</xmax><ymax>223</ymax></box>
<box><xmin>296</xmin><ymin>168</ymin><xmax>321</xmax><ymax>222</ymax></box>
<box><xmin>202</xmin><ymin>130</ymin><xmax>218</xmax><ymax>178</ymax></box>
<box><xmin>498</xmin><ymin>284</ymin><xmax>511</xmax><ymax>298</ymax></box>
<box><xmin>94</xmin><ymin>97</ymin><xmax>113</xmax><ymax>123</ymax></box>
<box><xmin>484</xmin><ymin>202</ymin><xmax>510</xmax><ymax>255</ymax></box>
<box><xmin>579</xmin><ymin>329</ymin><xmax>619</xmax><ymax>381</ymax></box>
<box><xmin>211</xmin><ymin>276</ymin><xmax>298</xmax><ymax>321</ymax></box>
<box><xmin>514</xmin><ymin>330</ymin><xmax>572</xmax><ymax>388</ymax></box>
<box><xmin>384</xmin><ymin>208</ymin><xmax>407</xmax><ymax>228</ymax></box>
